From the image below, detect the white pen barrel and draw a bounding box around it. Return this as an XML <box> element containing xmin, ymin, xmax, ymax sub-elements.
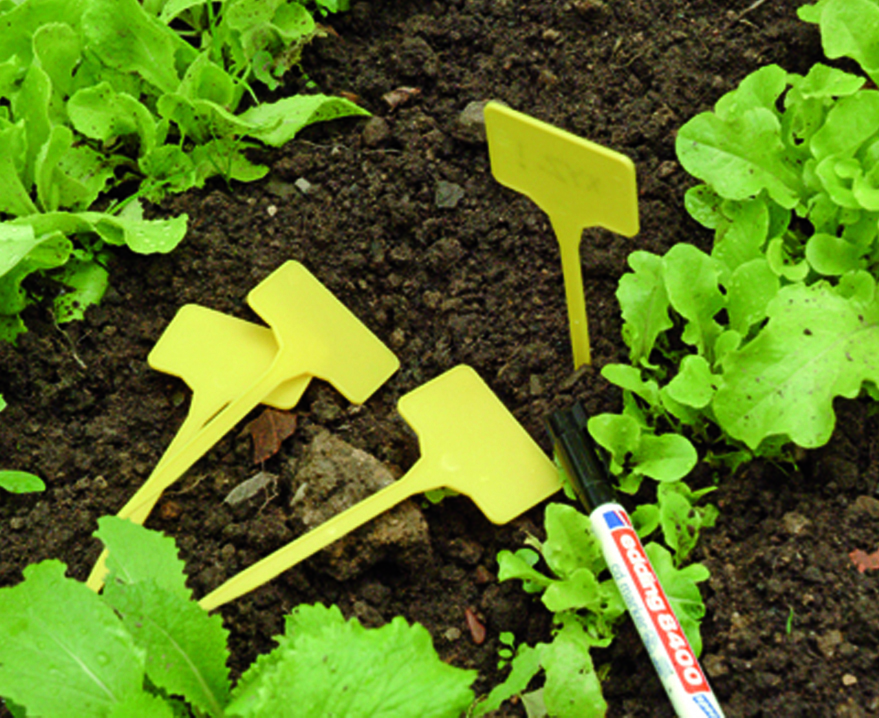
<box><xmin>589</xmin><ymin>503</ymin><xmax>725</xmax><ymax>718</ymax></box>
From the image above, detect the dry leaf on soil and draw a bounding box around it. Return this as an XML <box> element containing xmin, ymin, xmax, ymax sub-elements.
<box><xmin>464</xmin><ymin>607</ymin><xmax>486</xmax><ymax>645</ymax></box>
<box><xmin>849</xmin><ymin>548</ymin><xmax>879</xmax><ymax>573</ymax></box>
<box><xmin>382</xmin><ymin>87</ymin><xmax>420</xmax><ymax>109</ymax></box>
<box><xmin>241</xmin><ymin>408</ymin><xmax>298</xmax><ymax>463</ymax></box>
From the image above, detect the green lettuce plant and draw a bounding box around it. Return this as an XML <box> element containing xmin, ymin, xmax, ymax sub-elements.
<box><xmin>0</xmin><ymin>0</ymin><xmax>368</xmax><ymax>342</ymax></box>
<box><xmin>472</xmin><ymin>502</ymin><xmax>711</xmax><ymax>717</ymax></box>
<box><xmin>798</xmin><ymin>0</ymin><xmax>879</xmax><ymax>85</ymax></box>
<box><xmin>577</xmin><ymin>0</ymin><xmax>879</xmax><ymax>474</ymax></box>
<box><xmin>672</xmin><ymin>55</ymin><xmax>879</xmax><ymax>447</ymax></box>
<box><xmin>0</xmin><ymin>516</ymin><xmax>476</xmax><ymax>718</ymax></box>
<box><xmin>591</xmin><ymin>46</ymin><xmax>879</xmax><ymax>480</ymax></box>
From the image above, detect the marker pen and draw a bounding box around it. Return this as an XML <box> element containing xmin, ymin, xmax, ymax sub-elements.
<box><xmin>546</xmin><ymin>403</ymin><xmax>725</xmax><ymax>718</ymax></box>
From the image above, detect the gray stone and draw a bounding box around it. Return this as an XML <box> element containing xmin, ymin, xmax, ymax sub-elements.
<box><xmin>817</xmin><ymin>629</ymin><xmax>843</xmax><ymax>659</ymax></box>
<box><xmin>286</xmin><ymin>430</ymin><xmax>431</xmax><ymax>580</ymax></box>
<box><xmin>9</xmin><ymin>516</ymin><xmax>25</xmax><ymax>531</ymax></box>
<box><xmin>435</xmin><ymin>180</ymin><xmax>465</xmax><ymax>209</ymax></box>
<box><xmin>352</xmin><ymin>599</ymin><xmax>384</xmax><ymax>627</ymax></box>
<box><xmin>294</xmin><ymin>177</ymin><xmax>314</xmax><ymax>195</ymax></box>
<box><xmin>223</xmin><ymin>471</ymin><xmax>278</xmax><ymax>506</ymax></box>
<box><xmin>454</xmin><ymin>99</ymin><xmax>507</xmax><ymax>144</ymax></box>
<box><xmin>850</xmin><ymin>495</ymin><xmax>879</xmax><ymax>519</ymax></box>
<box><xmin>362</xmin><ymin>116</ymin><xmax>391</xmax><ymax>147</ymax></box>
<box><xmin>781</xmin><ymin>511</ymin><xmax>810</xmax><ymax>536</ymax></box>
<box><xmin>265</xmin><ymin>178</ymin><xmax>298</xmax><ymax>200</ymax></box>
<box><xmin>443</xmin><ymin>627</ymin><xmax>462</xmax><ymax>642</ymax></box>
<box><xmin>702</xmin><ymin>654</ymin><xmax>728</xmax><ymax>678</ymax></box>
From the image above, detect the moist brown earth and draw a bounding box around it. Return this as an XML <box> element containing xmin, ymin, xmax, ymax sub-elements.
<box><xmin>2</xmin><ymin>1</ymin><xmax>879</xmax><ymax>716</ymax></box>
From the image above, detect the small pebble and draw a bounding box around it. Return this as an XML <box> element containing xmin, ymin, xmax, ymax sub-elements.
<box><xmin>842</xmin><ymin>674</ymin><xmax>858</xmax><ymax>686</ymax></box>
<box><xmin>781</xmin><ymin>511</ymin><xmax>810</xmax><ymax>536</ymax></box>
<box><xmin>454</xmin><ymin>99</ymin><xmax>506</xmax><ymax>144</ymax></box>
<box><xmin>362</xmin><ymin>116</ymin><xmax>391</xmax><ymax>147</ymax></box>
<box><xmin>529</xmin><ymin>374</ymin><xmax>544</xmax><ymax>396</ymax></box>
<box><xmin>657</xmin><ymin>160</ymin><xmax>678</xmax><ymax>178</ymax></box>
<box><xmin>294</xmin><ymin>177</ymin><xmax>314</xmax><ymax>195</ymax></box>
<box><xmin>816</xmin><ymin>629</ymin><xmax>843</xmax><ymax>659</ymax></box>
<box><xmin>435</xmin><ymin>181</ymin><xmax>465</xmax><ymax>209</ymax></box>
<box><xmin>702</xmin><ymin>654</ymin><xmax>728</xmax><ymax>678</ymax></box>
<box><xmin>538</xmin><ymin>68</ymin><xmax>559</xmax><ymax>86</ymax></box>
<box><xmin>267</xmin><ymin>204</ymin><xmax>278</xmax><ymax>217</ymax></box>
<box><xmin>852</xmin><ymin>495</ymin><xmax>879</xmax><ymax>518</ymax></box>
<box><xmin>223</xmin><ymin>471</ymin><xmax>277</xmax><ymax>506</ymax></box>
<box><xmin>389</xmin><ymin>328</ymin><xmax>405</xmax><ymax>350</ymax></box>
<box><xmin>444</xmin><ymin>627</ymin><xmax>462</xmax><ymax>642</ymax></box>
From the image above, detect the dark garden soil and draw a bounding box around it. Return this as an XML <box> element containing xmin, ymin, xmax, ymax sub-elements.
<box><xmin>2</xmin><ymin>0</ymin><xmax>879</xmax><ymax>716</ymax></box>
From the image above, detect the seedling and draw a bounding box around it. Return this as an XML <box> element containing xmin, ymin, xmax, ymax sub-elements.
<box><xmin>497</xmin><ymin>631</ymin><xmax>515</xmax><ymax>670</ymax></box>
<box><xmin>485</xmin><ymin>103</ymin><xmax>639</xmax><ymax>368</ymax></box>
<box><xmin>485</xmin><ymin>501</ymin><xmax>712</xmax><ymax>717</ymax></box>
<box><xmin>0</xmin><ymin>471</ymin><xmax>45</xmax><ymax>495</ymax></box>
<box><xmin>547</xmin><ymin>404</ymin><xmax>724</xmax><ymax>716</ymax></box>
<box><xmin>87</xmin><ymin>261</ymin><xmax>399</xmax><ymax>591</ymax></box>
<box><xmin>198</xmin><ymin>365</ymin><xmax>561</xmax><ymax>611</ymax></box>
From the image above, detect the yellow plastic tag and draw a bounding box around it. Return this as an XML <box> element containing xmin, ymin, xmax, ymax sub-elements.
<box><xmin>198</xmin><ymin>366</ymin><xmax>560</xmax><ymax>611</ymax></box>
<box><xmin>485</xmin><ymin>102</ymin><xmax>639</xmax><ymax>368</ymax></box>
<box><xmin>87</xmin><ymin>262</ymin><xmax>399</xmax><ymax>592</ymax></box>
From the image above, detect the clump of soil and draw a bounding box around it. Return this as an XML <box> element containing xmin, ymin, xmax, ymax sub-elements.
<box><xmin>2</xmin><ymin>1</ymin><xmax>878</xmax><ymax>716</ymax></box>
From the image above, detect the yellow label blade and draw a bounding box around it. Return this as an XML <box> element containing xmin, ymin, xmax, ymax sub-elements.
<box><xmin>485</xmin><ymin>103</ymin><xmax>640</xmax><ymax>368</ymax></box>
<box><xmin>484</xmin><ymin>103</ymin><xmax>639</xmax><ymax>234</ymax></box>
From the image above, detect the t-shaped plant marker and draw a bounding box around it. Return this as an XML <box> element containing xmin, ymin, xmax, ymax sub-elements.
<box><xmin>484</xmin><ymin>102</ymin><xmax>640</xmax><ymax>368</ymax></box>
<box><xmin>87</xmin><ymin>261</ymin><xmax>399</xmax><ymax>591</ymax></box>
<box><xmin>198</xmin><ymin>365</ymin><xmax>561</xmax><ymax>611</ymax></box>
<box><xmin>149</xmin><ymin>305</ymin><xmax>311</xmax><ymax>463</ymax></box>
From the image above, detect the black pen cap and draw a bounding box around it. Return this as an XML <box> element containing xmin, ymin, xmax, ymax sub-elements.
<box><xmin>545</xmin><ymin>402</ymin><xmax>615</xmax><ymax>513</ymax></box>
